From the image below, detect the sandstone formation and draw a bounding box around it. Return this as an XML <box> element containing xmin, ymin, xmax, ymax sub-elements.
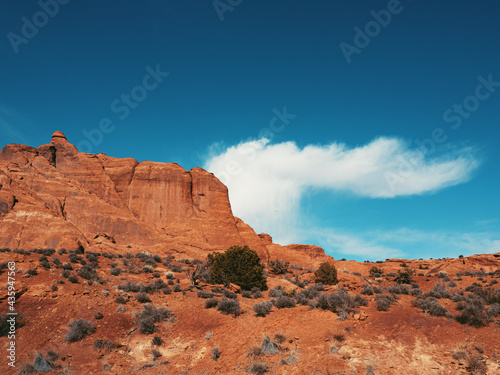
<box><xmin>2</xmin><ymin>133</ymin><xmax>500</xmax><ymax>375</ymax></box>
<box><xmin>0</xmin><ymin>132</ymin><xmax>328</xmax><ymax>264</ymax></box>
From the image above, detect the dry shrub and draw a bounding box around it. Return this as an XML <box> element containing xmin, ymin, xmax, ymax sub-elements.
<box><xmin>375</xmin><ymin>294</ymin><xmax>397</xmax><ymax>311</ymax></box>
<box><xmin>64</xmin><ymin>319</ymin><xmax>95</xmax><ymax>342</ymax></box>
<box><xmin>135</xmin><ymin>304</ymin><xmax>173</xmax><ymax>334</ymax></box>
<box><xmin>217</xmin><ymin>298</ymin><xmax>240</xmax><ymax>316</ymax></box>
<box><xmin>253</xmin><ymin>301</ymin><xmax>273</xmax><ymax>317</ymax></box>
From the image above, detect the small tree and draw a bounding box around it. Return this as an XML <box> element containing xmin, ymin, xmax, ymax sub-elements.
<box><xmin>314</xmin><ymin>262</ymin><xmax>338</xmax><ymax>285</ymax></box>
<box><xmin>395</xmin><ymin>267</ymin><xmax>415</xmax><ymax>284</ymax></box>
<box><xmin>208</xmin><ymin>245</ymin><xmax>267</xmax><ymax>290</ymax></box>
<box><xmin>185</xmin><ymin>261</ymin><xmax>209</xmax><ymax>289</ymax></box>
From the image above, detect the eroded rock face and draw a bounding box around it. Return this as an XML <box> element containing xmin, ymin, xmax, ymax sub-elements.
<box><xmin>0</xmin><ymin>131</ymin><xmax>329</xmax><ymax>264</ymax></box>
<box><xmin>266</xmin><ymin>242</ymin><xmax>331</xmax><ymax>267</ymax></box>
<box><xmin>234</xmin><ymin>217</ymin><xmax>270</xmax><ymax>260</ymax></box>
<box><xmin>284</xmin><ymin>244</ymin><xmax>326</xmax><ymax>258</ymax></box>
<box><xmin>258</xmin><ymin>233</ymin><xmax>273</xmax><ymax>245</ymax></box>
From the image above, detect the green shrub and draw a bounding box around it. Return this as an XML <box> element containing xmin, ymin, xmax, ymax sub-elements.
<box><xmin>208</xmin><ymin>246</ymin><xmax>267</xmax><ymax>290</ymax></box>
<box><xmin>314</xmin><ymin>262</ymin><xmax>338</xmax><ymax>285</ymax></box>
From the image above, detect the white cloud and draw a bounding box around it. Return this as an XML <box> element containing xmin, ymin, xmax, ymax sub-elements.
<box><xmin>204</xmin><ymin>136</ymin><xmax>480</xmax><ymax>246</ymax></box>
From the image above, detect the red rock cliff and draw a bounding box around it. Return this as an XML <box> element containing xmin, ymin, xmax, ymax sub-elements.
<box><xmin>0</xmin><ymin>132</ymin><xmax>254</xmax><ymax>253</ymax></box>
<box><xmin>0</xmin><ymin>131</ymin><xmax>329</xmax><ymax>264</ymax></box>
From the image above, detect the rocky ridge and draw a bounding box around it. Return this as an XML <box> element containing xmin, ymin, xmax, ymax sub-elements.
<box><xmin>0</xmin><ymin>131</ymin><xmax>329</xmax><ymax>265</ymax></box>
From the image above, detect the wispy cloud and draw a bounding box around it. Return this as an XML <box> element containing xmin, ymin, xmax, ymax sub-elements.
<box><xmin>310</xmin><ymin>228</ymin><xmax>404</xmax><ymax>260</ymax></box>
<box><xmin>204</xmin><ymin>136</ymin><xmax>481</xmax><ymax>249</ymax></box>
<box><xmin>302</xmin><ymin>226</ymin><xmax>500</xmax><ymax>261</ymax></box>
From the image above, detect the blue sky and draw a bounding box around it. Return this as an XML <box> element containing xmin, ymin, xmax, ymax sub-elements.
<box><xmin>1</xmin><ymin>0</ymin><xmax>499</xmax><ymax>261</ymax></box>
